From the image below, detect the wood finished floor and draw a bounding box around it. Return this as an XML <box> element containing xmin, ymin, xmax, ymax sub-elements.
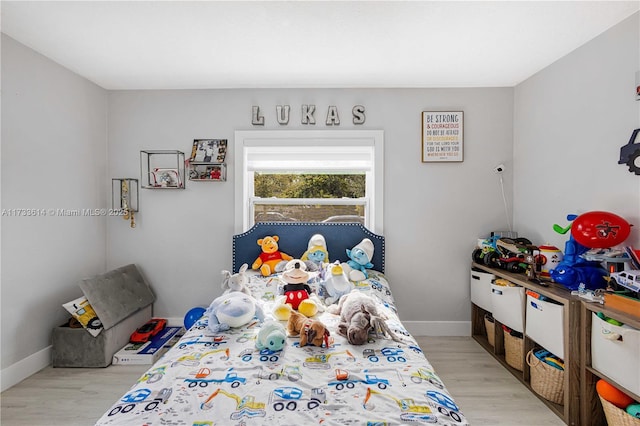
<box><xmin>0</xmin><ymin>336</ymin><xmax>565</xmax><ymax>425</ymax></box>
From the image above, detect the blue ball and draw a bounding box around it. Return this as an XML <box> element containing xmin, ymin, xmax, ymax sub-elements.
<box><xmin>184</xmin><ymin>307</ymin><xmax>206</xmax><ymax>330</ymax></box>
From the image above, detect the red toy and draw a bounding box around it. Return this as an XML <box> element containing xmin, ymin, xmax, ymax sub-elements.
<box><xmin>571</xmin><ymin>211</ymin><xmax>631</xmax><ymax>249</ymax></box>
<box><xmin>130</xmin><ymin>318</ymin><xmax>167</xmax><ymax>343</ymax></box>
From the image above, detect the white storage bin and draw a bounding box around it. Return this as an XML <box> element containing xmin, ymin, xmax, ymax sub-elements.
<box><xmin>470</xmin><ymin>269</ymin><xmax>494</xmax><ymax>312</ymax></box>
<box><xmin>525</xmin><ymin>295</ymin><xmax>564</xmax><ymax>359</ymax></box>
<box><xmin>490</xmin><ymin>283</ymin><xmax>525</xmax><ymax>333</ymax></box>
<box><xmin>591</xmin><ymin>312</ymin><xmax>640</xmax><ymax>395</ymax></box>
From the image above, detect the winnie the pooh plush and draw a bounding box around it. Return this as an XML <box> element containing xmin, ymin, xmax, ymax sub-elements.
<box><xmin>252</xmin><ymin>235</ymin><xmax>293</xmax><ymax>276</ymax></box>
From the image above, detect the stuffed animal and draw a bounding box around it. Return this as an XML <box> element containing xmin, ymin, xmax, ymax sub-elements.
<box><xmin>321</xmin><ymin>261</ymin><xmax>353</xmax><ymax>305</ymax></box>
<box><xmin>252</xmin><ymin>235</ymin><xmax>293</xmax><ymax>277</ymax></box>
<box><xmin>328</xmin><ymin>290</ymin><xmax>401</xmax><ymax>345</ymax></box>
<box><xmin>287</xmin><ymin>310</ymin><xmax>331</xmax><ymax>347</ymax></box>
<box><xmin>205</xmin><ymin>292</ymin><xmax>265</xmax><ymax>333</ymax></box>
<box><xmin>343</xmin><ymin>238</ymin><xmax>374</xmax><ymax>281</ymax></box>
<box><xmin>301</xmin><ymin>234</ymin><xmax>330</xmax><ymax>268</ymax></box>
<box><xmin>255</xmin><ymin>320</ymin><xmax>286</xmax><ymax>352</ymax></box>
<box><xmin>221</xmin><ymin>263</ymin><xmax>251</xmax><ymax>295</ymax></box>
<box><xmin>281</xmin><ymin>259</ymin><xmax>313</xmax><ymax>310</ymax></box>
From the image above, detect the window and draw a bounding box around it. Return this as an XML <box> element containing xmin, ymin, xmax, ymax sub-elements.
<box><xmin>234</xmin><ymin>130</ymin><xmax>384</xmax><ymax>233</ymax></box>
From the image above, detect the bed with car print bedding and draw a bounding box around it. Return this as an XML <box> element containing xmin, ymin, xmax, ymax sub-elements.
<box><xmin>95</xmin><ymin>222</ymin><xmax>468</xmax><ymax>425</ymax></box>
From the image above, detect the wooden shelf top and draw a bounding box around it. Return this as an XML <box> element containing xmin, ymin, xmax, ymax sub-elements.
<box><xmin>472</xmin><ymin>262</ymin><xmax>578</xmax><ymax>303</ymax></box>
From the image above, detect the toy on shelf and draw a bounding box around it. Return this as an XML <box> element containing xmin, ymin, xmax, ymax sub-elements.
<box><xmin>472</xmin><ymin>235</ymin><xmax>539</xmax><ymax>275</ymax></box>
<box><xmin>549</xmin><ymin>211</ymin><xmax>631</xmax><ymax>291</ymax></box>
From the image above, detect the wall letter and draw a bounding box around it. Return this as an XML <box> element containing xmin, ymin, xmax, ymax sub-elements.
<box><xmin>326</xmin><ymin>106</ymin><xmax>340</xmax><ymax>125</ymax></box>
<box><xmin>352</xmin><ymin>105</ymin><xmax>366</xmax><ymax>124</ymax></box>
<box><xmin>252</xmin><ymin>106</ymin><xmax>265</xmax><ymax>125</ymax></box>
<box><xmin>301</xmin><ymin>105</ymin><xmax>316</xmax><ymax>125</ymax></box>
<box><xmin>276</xmin><ymin>105</ymin><xmax>291</xmax><ymax>125</ymax></box>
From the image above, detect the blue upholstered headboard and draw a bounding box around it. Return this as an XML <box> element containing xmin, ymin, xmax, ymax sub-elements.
<box><xmin>233</xmin><ymin>222</ymin><xmax>385</xmax><ymax>273</ymax></box>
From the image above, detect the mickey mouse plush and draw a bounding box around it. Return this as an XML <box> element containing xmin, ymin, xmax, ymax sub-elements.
<box><xmin>281</xmin><ymin>259</ymin><xmax>312</xmax><ymax>310</ymax></box>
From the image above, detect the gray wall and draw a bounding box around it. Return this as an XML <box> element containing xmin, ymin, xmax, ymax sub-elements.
<box><xmin>513</xmin><ymin>12</ymin><xmax>640</xmax><ymax>250</ymax></box>
<box><xmin>107</xmin><ymin>88</ymin><xmax>514</xmax><ymax>332</ymax></box>
<box><xmin>1</xmin><ymin>35</ymin><xmax>108</xmax><ymax>377</ymax></box>
<box><xmin>1</xmin><ymin>11</ymin><xmax>638</xmax><ymax>389</ymax></box>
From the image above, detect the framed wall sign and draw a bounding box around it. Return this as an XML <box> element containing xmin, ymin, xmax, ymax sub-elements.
<box><xmin>422</xmin><ymin>111</ymin><xmax>464</xmax><ymax>162</ymax></box>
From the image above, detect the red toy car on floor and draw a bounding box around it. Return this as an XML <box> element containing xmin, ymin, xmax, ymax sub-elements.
<box><xmin>130</xmin><ymin>318</ymin><xmax>167</xmax><ymax>343</ymax></box>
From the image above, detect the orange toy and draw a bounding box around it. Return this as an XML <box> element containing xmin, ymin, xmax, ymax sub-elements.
<box><xmin>252</xmin><ymin>235</ymin><xmax>293</xmax><ymax>277</ymax></box>
<box><xmin>596</xmin><ymin>379</ymin><xmax>634</xmax><ymax>409</ymax></box>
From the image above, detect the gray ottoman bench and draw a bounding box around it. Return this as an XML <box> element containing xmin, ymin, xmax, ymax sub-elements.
<box><xmin>52</xmin><ymin>264</ymin><xmax>155</xmax><ymax>367</ymax></box>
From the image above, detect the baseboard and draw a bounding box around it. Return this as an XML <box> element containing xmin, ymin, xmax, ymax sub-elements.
<box><xmin>403</xmin><ymin>320</ymin><xmax>471</xmax><ymax>337</ymax></box>
<box><xmin>1</xmin><ymin>345</ymin><xmax>52</xmax><ymax>392</ymax></box>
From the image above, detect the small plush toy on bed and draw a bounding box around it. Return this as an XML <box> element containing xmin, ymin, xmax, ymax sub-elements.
<box><xmin>287</xmin><ymin>310</ymin><xmax>331</xmax><ymax>347</ymax></box>
<box><xmin>321</xmin><ymin>261</ymin><xmax>353</xmax><ymax>305</ymax></box>
<box><xmin>301</xmin><ymin>234</ymin><xmax>330</xmax><ymax>270</ymax></box>
<box><xmin>221</xmin><ymin>263</ymin><xmax>251</xmax><ymax>295</ymax></box>
<box><xmin>328</xmin><ymin>290</ymin><xmax>401</xmax><ymax>345</ymax></box>
<box><xmin>255</xmin><ymin>320</ymin><xmax>286</xmax><ymax>352</ymax></box>
<box><xmin>206</xmin><ymin>292</ymin><xmax>264</xmax><ymax>333</ymax></box>
<box><xmin>342</xmin><ymin>238</ymin><xmax>375</xmax><ymax>281</ymax></box>
<box><xmin>252</xmin><ymin>235</ymin><xmax>293</xmax><ymax>276</ymax></box>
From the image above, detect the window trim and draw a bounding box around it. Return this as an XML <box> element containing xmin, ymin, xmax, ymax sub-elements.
<box><xmin>234</xmin><ymin>130</ymin><xmax>384</xmax><ymax>233</ymax></box>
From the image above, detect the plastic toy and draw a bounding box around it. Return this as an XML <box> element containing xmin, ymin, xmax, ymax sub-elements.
<box><xmin>549</xmin><ymin>212</ymin><xmax>625</xmax><ymax>291</ymax></box>
<box><xmin>255</xmin><ymin>321</ymin><xmax>286</xmax><ymax>352</ymax></box>
<box><xmin>252</xmin><ymin>235</ymin><xmax>293</xmax><ymax>277</ymax></box>
<box><xmin>626</xmin><ymin>403</ymin><xmax>640</xmax><ymax>418</ymax></box>
<box><xmin>344</xmin><ymin>238</ymin><xmax>374</xmax><ymax>281</ymax></box>
<box><xmin>618</xmin><ymin>128</ymin><xmax>640</xmax><ymax>175</ymax></box>
<box><xmin>596</xmin><ymin>379</ymin><xmax>634</xmax><ymax>408</ymax></box>
<box><xmin>130</xmin><ymin>318</ymin><xmax>167</xmax><ymax>343</ymax></box>
<box><xmin>570</xmin><ymin>211</ymin><xmax>631</xmax><ymax>249</ymax></box>
<box><xmin>221</xmin><ymin>263</ymin><xmax>251</xmax><ymax>295</ymax></box>
<box><xmin>205</xmin><ymin>292</ymin><xmax>265</xmax><ymax>333</ymax></box>
<box><xmin>184</xmin><ymin>307</ymin><xmax>206</xmax><ymax>330</ymax></box>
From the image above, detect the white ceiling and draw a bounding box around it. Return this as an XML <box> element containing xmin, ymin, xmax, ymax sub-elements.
<box><xmin>2</xmin><ymin>1</ymin><xmax>639</xmax><ymax>90</ymax></box>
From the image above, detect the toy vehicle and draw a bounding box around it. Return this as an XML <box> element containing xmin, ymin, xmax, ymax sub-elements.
<box><xmin>618</xmin><ymin>128</ymin><xmax>640</xmax><ymax>174</ymax></box>
<box><xmin>610</xmin><ymin>270</ymin><xmax>640</xmax><ymax>292</ymax></box>
<box><xmin>130</xmin><ymin>318</ymin><xmax>167</xmax><ymax>343</ymax></box>
<box><xmin>482</xmin><ymin>237</ymin><xmax>537</xmax><ymax>273</ymax></box>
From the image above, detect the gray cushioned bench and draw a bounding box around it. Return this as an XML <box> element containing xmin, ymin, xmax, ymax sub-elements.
<box><xmin>52</xmin><ymin>264</ymin><xmax>155</xmax><ymax>367</ymax></box>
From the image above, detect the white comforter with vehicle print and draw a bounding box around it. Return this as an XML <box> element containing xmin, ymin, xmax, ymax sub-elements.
<box><xmin>95</xmin><ymin>271</ymin><xmax>468</xmax><ymax>425</ymax></box>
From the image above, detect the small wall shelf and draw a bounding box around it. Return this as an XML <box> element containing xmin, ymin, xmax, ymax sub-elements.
<box><xmin>140</xmin><ymin>150</ymin><xmax>185</xmax><ymax>189</ymax></box>
<box><xmin>111</xmin><ymin>178</ymin><xmax>138</xmax><ymax>228</ymax></box>
<box><xmin>188</xmin><ymin>162</ymin><xmax>226</xmax><ymax>182</ymax></box>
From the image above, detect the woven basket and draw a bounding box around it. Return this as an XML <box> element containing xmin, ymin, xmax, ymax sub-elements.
<box><xmin>599</xmin><ymin>396</ymin><xmax>640</xmax><ymax>426</ymax></box>
<box><xmin>504</xmin><ymin>330</ymin><xmax>524</xmax><ymax>371</ymax></box>
<box><xmin>526</xmin><ymin>349</ymin><xmax>564</xmax><ymax>404</ymax></box>
<box><xmin>484</xmin><ymin>314</ymin><xmax>495</xmax><ymax>347</ymax></box>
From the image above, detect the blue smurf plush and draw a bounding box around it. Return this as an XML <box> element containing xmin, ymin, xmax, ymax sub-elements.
<box><xmin>206</xmin><ymin>292</ymin><xmax>265</xmax><ymax>333</ymax></box>
<box><xmin>344</xmin><ymin>238</ymin><xmax>374</xmax><ymax>281</ymax></box>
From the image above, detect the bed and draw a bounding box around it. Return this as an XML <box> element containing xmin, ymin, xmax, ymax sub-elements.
<box><xmin>95</xmin><ymin>222</ymin><xmax>468</xmax><ymax>425</ymax></box>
